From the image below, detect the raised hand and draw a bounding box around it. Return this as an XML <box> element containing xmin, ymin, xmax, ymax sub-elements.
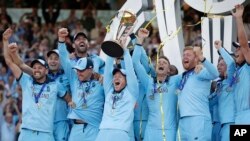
<box><xmin>214</xmin><ymin>40</ymin><xmax>222</xmax><ymax>50</ymax></box>
<box><xmin>137</xmin><ymin>28</ymin><xmax>149</xmax><ymax>39</ymax></box>
<box><xmin>58</xmin><ymin>28</ymin><xmax>69</xmax><ymax>42</ymax></box>
<box><xmin>137</xmin><ymin>28</ymin><xmax>149</xmax><ymax>44</ymax></box>
<box><xmin>119</xmin><ymin>35</ymin><xmax>128</xmax><ymax>48</ymax></box>
<box><xmin>194</xmin><ymin>63</ymin><xmax>203</xmax><ymax>74</ymax></box>
<box><xmin>8</xmin><ymin>42</ymin><xmax>19</xmax><ymax>53</ymax></box>
<box><xmin>232</xmin><ymin>4</ymin><xmax>244</xmax><ymax>18</ymax></box>
<box><xmin>193</xmin><ymin>46</ymin><xmax>204</xmax><ymax>62</ymax></box>
<box><xmin>2</xmin><ymin>28</ymin><xmax>13</xmax><ymax>41</ymax></box>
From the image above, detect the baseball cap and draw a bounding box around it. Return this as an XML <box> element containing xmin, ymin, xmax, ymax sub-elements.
<box><xmin>72</xmin><ymin>58</ymin><xmax>93</xmax><ymax>71</ymax></box>
<box><xmin>73</xmin><ymin>32</ymin><xmax>88</xmax><ymax>41</ymax></box>
<box><xmin>31</xmin><ymin>59</ymin><xmax>48</xmax><ymax>68</ymax></box>
<box><xmin>47</xmin><ymin>49</ymin><xmax>59</xmax><ymax>57</ymax></box>
<box><xmin>112</xmin><ymin>68</ymin><xmax>126</xmax><ymax>76</ymax></box>
<box><xmin>232</xmin><ymin>41</ymin><xmax>250</xmax><ymax>48</ymax></box>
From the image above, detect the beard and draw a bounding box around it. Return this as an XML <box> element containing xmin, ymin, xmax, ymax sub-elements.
<box><xmin>33</xmin><ymin>73</ymin><xmax>46</xmax><ymax>81</ymax></box>
<box><xmin>75</xmin><ymin>45</ymin><xmax>87</xmax><ymax>54</ymax></box>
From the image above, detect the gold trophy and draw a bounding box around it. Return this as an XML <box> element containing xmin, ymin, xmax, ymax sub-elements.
<box><xmin>101</xmin><ymin>10</ymin><xmax>137</xmax><ymax>58</ymax></box>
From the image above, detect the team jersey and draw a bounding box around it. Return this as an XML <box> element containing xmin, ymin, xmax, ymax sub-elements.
<box><xmin>178</xmin><ymin>59</ymin><xmax>219</xmax><ymax>119</ymax></box>
<box><xmin>100</xmin><ymin>49</ymin><xmax>139</xmax><ymax>132</ymax></box>
<box><xmin>48</xmin><ymin>70</ymin><xmax>70</xmax><ymax>122</ymax></box>
<box><xmin>58</xmin><ymin>42</ymin><xmax>105</xmax><ymax>127</ymax></box>
<box><xmin>18</xmin><ymin>73</ymin><xmax>66</xmax><ymax>133</ymax></box>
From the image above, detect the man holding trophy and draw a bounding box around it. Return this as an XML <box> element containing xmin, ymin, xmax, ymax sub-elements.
<box><xmin>95</xmin><ymin>10</ymin><xmax>139</xmax><ymax>141</ymax></box>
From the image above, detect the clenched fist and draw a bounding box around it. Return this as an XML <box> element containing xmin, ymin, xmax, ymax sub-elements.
<box><xmin>214</xmin><ymin>40</ymin><xmax>222</xmax><ymax>50</ymax></box>
<box><xmin>58</xmin><ymin>28</ymin><xmax>69</xmax><ymax>42</ymax></box>
<box><xmin>137</xmin><ymin>28</ymin><xmax>149</xmax><ymax>44</ymax></box>
<box><xmin>2</xmin><ymin>28</ymin><xmax>13</xmax><ymax>41</ymax></box>
<box><xmin>193</xmin><ymin>46</ymin><xmax>205</xmax><ymax>62</ymax></box>
<box><xmin>8</xmin><ymin>42</ymin><xmax>18</xmax><ymax>53</ymax></box>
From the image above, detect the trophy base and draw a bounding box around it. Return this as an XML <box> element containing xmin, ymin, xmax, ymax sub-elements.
<box><xmin>101</xmin><ymin>41</ymin><xmax>124</xmax><ymax>58</ymax></box>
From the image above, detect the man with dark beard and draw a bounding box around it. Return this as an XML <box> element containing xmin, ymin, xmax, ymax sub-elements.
<box><xmin>68</xmin><ymin>30</ymin><xmax>105</xmax><ymax>74</ymax></box>
<box><xmin>2</xmin><ymin>28</ymin><xmax>72</xmax><ymax>141</ymax></box>
<box><xmin>57</xmin><ymin>28</ymin><xmax>105</xmax><ymax>141</ymax></box>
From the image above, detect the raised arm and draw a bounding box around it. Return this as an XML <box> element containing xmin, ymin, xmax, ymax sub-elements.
<box><xmin>103</xmin><ymin>56</ymin><xmax>114</xmax><ymax>94</ymax></box>
<box><xmin>124</xmin><ymin>48</ymin><xmax>138</xmax><ymax>96</ymax></box>
<box><xmin>214</xmin><ymin>40</ymin><xmax>236</xmax><ymax>79</ymax></box>
<box><xmin>57</xmin><ymin>28</ymin><xmax>75</xmax><ymax>80</ymax></box>
<box><xmin>131</xmin><ymin>28</ymin><xmax>156</xmax><ymax>76</ymax></box>
<box><xmin>141</xmin><ymin>45</ymin><xmax>156</xmax><ymax>76</ymax></box>
<box><xmin>194</xmin><ymin>46</ymin><xmax>219</xmax><ymax>80</ymax></box>
<box><xmin>232</xmin><ymin>5</ymin><xmax>250</xmax><ymax>64</ymax></box>
<box><xmin>132</xmin><ymin>28</ymin><xmax>151</xmax><ymax>92</ymax></box>
<box><xmin>132</xmin><ymin>44</ymin><xmax>150</xmax><ymax>92</ymax></box>
<box><xmin>2</xmin><ymin>28</ymin><xmax>22</xmax><ymax>80</ymax></box>
<box><xmin>139</xmin><ymin>29</ymin><xmax>156</xmax><ymax>77</ymax></box>
<box><xmin>8</xmin><ymin>45</ymin><xmax>33</xmax><ymax>75</ymax></box>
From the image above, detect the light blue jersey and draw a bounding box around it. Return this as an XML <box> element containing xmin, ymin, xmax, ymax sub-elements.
<box><xmin>133</xmin><ymin>82</ymin><xmax>148</xmax><ymax>141</ymax></box>
<box><xmin>48</xmin><ymin>70</ymin><xmax>70</xmax><ymax>123</ymax></box>
<box><xmin>145</xmin><ymin>76</ymin><xmax>180</xmax><ymax>129</ymax></box>
<box><xmin>58</xmin><ymin>42</ymin><xmax>105</xmax><ymax>128</ymax></box>
<box><xmin>209</xmin><ymin>92</ymin><xmax>220</xmax><ymax>123</ymax></box>
<box><xmin>139</xmin><ymin>44</ymin><xmax>156</xmax><ymax>77</ymax></box>
<box><xmin>130</xmin><ymin>37</ymin><xmax>156</xmax><ymax>77</ymax></box>
<box><xmin>134</xmin><ymin>82</ymin><xmax>148</xmax><ymax>121</ymax></box>
<box><xmin>116</xmin><ymin>42</ymin><xmax>150</xmax><ymax>141</ymax></box>
<box><xmin>233</xmin><ymin>62</ymin><xmax>250</xmax><ymax>124</ymax></box>
<box><xmin>178</xmin><ymin>59</ymin><xmax>218</xmax><ymax>141</ymax></box>
<box><xmin>98</xmin><ymin>49</ymin><xmax>138</xmax><ymax>137</ymax></box>
<box><xmin>132</xmin><ymin>44</ymin><xmax>180</xmax><ymax>141</ymax></box>
<box><xmin>178</xmin><ymin>59</ymin><xmax>219</xmax><ymax>118</ymax></box>
<box><xmin>133</xmin><ymin>45</ymin><xmax>150</xmax><ymax>141</ymax></box>
<box><xmin>48</xmin><ymin>70</ymin><xmax>70</xmax><ymax>141</ymax></box>
<box><xmin>217</xmin><ymin>48</ymin><xmax>235</xmax><ymax>125</ymax></box>
<box><xmin>17</xmin><ymin>73</ymin><xmax>66</xmax><ymax>133</ymax></box>
<box><xmin>209</xmin><ymin>92</ymin><xmax>221</xmax><ymax>141</ymax></box>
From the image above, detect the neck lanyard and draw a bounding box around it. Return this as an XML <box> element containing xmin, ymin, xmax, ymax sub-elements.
<box><xmin>80</xmin><ymin>81</ymin><xmax>92</xmax><ymax>109</ymax></box>
<box><xmin>178</xmin><ymin>69</ymin><xmax>194</xmax><ymax>91</ymax></box>
<box><xmin>32</xmin><ymin>83</ymin><xmax>47</xmax><ymax>104</ymax></box>
<box><xmin>149</xmin><ymin>82</ymin><xmax>164</xmax><ymax>100</ymax></box>
<box><xmin>111</xmin><ymin>90</ymin><xmax>124</xmax><ymax>110</ymax></box>
<box><xmin>50</xmin><ymin>72</ymin><xmax>60</xmax><ymax>81</ymax></box>
<box><xmin>215</xmin><ymin>79</ymin><xmax>223</xmax><ymax>94</ymax></box>
<box><xmin>228</xmin><ymin>65</ymin><xmax>243</xmax><ymax>88</ymax></box>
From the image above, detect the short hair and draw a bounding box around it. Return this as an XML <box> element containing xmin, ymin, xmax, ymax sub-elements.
<box><xmin>159</xmin><ymin>56</ymin><xmax>170</xmax><ymax>65</ymax></box>
<box><xmin>218</xmin><ymin>56</ymin><xmax>224</xmax><ymax>63</ymax></box>
<box><xmin>183</xmin><ymin>46</ymin><xmax>202</xmax><ymax>52</ymax></box>
<box><xmin>183</xmin><ymin>46</ymin><xmax>194</xmax><ymax>52</ymax></box>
